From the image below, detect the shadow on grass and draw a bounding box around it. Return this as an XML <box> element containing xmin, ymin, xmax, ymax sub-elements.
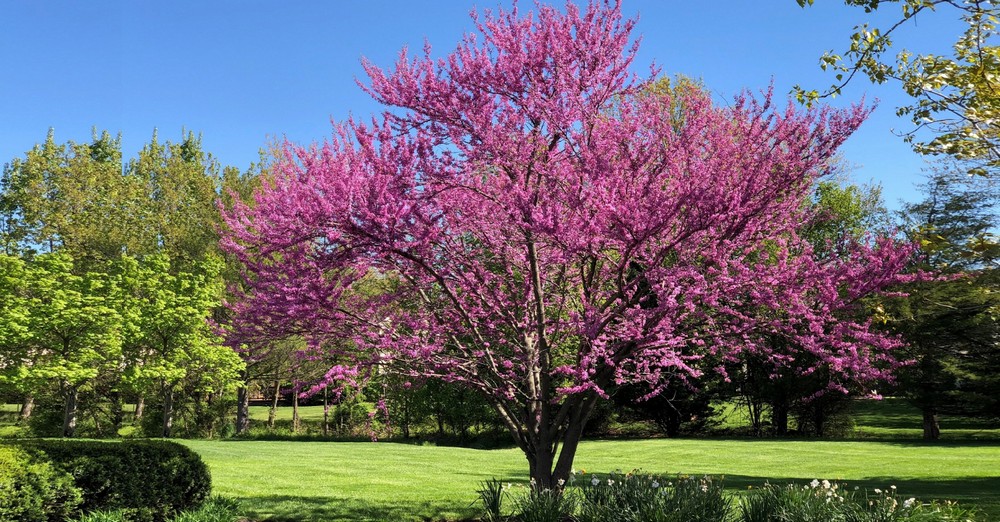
<box><xmin>239</xmin><ymin>493</ymin><xmax>481</xmax><ymax>522</ymax></box>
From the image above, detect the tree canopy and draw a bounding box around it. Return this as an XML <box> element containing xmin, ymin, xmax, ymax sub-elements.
<box><xmin>224</xmin><ymin>0</ymin><xmax>916</xmax><ymax>487</ymax></box>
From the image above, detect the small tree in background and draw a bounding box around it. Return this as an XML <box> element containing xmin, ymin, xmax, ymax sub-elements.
<box><xmin>224</xmin><ymin>1</ymin><xmax>915</xmax><ymax>488</ymax></box>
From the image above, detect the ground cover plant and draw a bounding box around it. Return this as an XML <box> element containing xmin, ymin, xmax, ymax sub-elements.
<box><xmin>180</xmin><ymin>438</ymin><xmax>999</xmax><ymax>521</ymax></box>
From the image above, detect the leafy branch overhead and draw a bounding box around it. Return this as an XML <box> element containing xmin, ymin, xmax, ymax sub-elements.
<box><xmin>796</xmin><ymin>0</ymin><xmax>1000</xmax><ymax>174</ymax></box>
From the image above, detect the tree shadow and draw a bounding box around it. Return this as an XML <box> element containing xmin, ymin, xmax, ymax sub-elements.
<box><xmin>239</xmin><ymin>493</ymin><xmax>486</xmax><ymax>522</ymax></box>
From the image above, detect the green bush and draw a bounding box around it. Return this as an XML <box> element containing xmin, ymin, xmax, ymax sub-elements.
<box><xmin>16</xmin><ymin>440</ymin><xmax>211</xmax><ymax>522</ymax></box>
<box><xmin>0</xmin><ymin>444</ymin><xmax>82</xmax><ymax>522</ymax></box>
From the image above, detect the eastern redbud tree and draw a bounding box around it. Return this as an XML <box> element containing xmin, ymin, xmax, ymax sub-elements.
<box><xmin>222</xmin><ymin>1</ymin><xmax>913</xmax><ymax>488</ymax></box>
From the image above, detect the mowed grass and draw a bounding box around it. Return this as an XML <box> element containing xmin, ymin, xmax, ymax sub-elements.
<box><xmin>181</xmin><ymin>437</ymin><xmax>1000</xmax><ymax>522</ymax></box>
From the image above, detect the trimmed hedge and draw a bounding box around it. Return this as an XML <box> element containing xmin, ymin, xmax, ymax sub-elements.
<box><xmin>14</xmin><ymin>440</ymin><xmax>211</xmax><ymax>522</ymax></box>
<box><xmin>0</xmin><ymin>444</ymin><xmax>82</xmax><ymax>522</ymax></box>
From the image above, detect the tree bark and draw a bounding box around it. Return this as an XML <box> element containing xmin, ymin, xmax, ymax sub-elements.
<box><xmin>109</xmin><ymin>391</ymin><xmax>124</xmax><ymax>433</ymax></box>
<box><xmin>292</xmin><ymin>389</ymin><xmax>300</xmax><ymax>434</ymax></box>
<box><xmin>134</xmin><ymin>396</ymin><xmax>145</xmax><ymax>421</ymax></box>
<box><xmin>771</xmin><ymin>396</ymin><xmax>789</xmax><ymax>437</ymax></box>
<box><xmin>62</xmin><ymin>385</ymin><xmax>79</xmax><ymax>438</ymax></box>
<box><xmin>268</xmin><ymin>380</ymin><xmax>280</xmax><ymax>429</ymax></box>
<box><xmin>922</xmin><ymin>409</ymin><xmax>941</xmax><ymax>440</ymax></box>
<box><xmin>162</xmin><ymin>386</ymin><xmax>174</xmax><ymax>438</ymax></box>
<box><xmin>19</xmin><ymin>394</ymin><xmax>35</xmax><ymax>421</ymax></box>
<box><xmin>322</xmin><ymin>387</ymin><xmax>330</xmax><ymax>437</ymax></box>
<box><xmin>236</xmin><ymin>380</ymin><xmax>251</xmax><ymax>436</ymax></box>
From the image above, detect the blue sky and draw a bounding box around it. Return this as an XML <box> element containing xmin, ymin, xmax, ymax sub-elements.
<box><xmin>0</xmin><ymin>1</ymin><xmax>966</xmax><ymax>209</ymax></box>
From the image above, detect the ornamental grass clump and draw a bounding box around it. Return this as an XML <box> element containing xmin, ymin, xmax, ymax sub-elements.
<box><xmin>477</xmin><ymin>478</ymin><xmax>507</xmax><ymax>522</ymax></box>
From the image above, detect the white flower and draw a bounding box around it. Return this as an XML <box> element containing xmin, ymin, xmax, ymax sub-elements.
<box><xmin>904</xmin><ymin>498</ymin><xmax>916</xmax><ymax>509</ymax></box>
<box><xmin>810</xmin><ymin>479</ymin><xmax>820</xmax><ymax>489</ymax></box>
<box><xmin>651</xmin><ymin>481</ymin><xmax>660</xmax><ymax>489</ymax></box>
<box><xmin>700</xmin><ymin>484</ymin><xmax>709</xmax><ymax>493</ymax></box>
<box><xmin>874</xmin><ymin>488</ymin><xmax>882</xmax><ymax>494</ymax></box>
<box><xmin>821</xmin><ymin>480</ymin><xmax>831</xmax><ymax>489</ymax></box>
<box><xmin>558</xmin><ymin>479</ymin><xmax>565</xmax><ymax>487</ymax></box>
<box><xmin>591</xmin><ymin>477</ymin><xmax>600</xmax><ymax>486</ymax></box>
<box><xmin>890</xmin><ymin>485</ymin><xmax>897</xmax><ymax>491</ymax></box>
<box><xmin>607</xmin><ymin>479</ymin><xmax>615</xmax><ymax>486</ymax></box>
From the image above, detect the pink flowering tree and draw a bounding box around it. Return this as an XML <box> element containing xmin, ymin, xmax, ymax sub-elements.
<box><xmin>222</xmin><ymin>1</ymin><xmax>914</xmax><ymax>488</ymax></box>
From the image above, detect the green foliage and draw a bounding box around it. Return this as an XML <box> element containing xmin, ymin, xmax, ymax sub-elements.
<box><xmin>512</xmin><ymin>486</ymin><xmax>577</xmax><ymax>522</ymax></box>
<box><xmin>15</xmin><ymin>440</ymin><xmax>211</xmax><ymax>522</ymax></box>
<box><xmin>113</xmin><ymin>253</ymin><xmax>241</xmax><ymax>437</ymax></box>
<box><xmin>887</xmin><ymin>163</ymin><xmax>1000</xmax><ymax>436</ymax></box>
<box><xmin>477</xmin><ymin>478</ymin><xmax>507</xmax><ymax>522</ymax></box>
<box><xmin>0</xmin><ymin>444</ymin><xmax>82</xmax><ymax>522</ymax></box>
<box><xmin>575</xmin><ymin>472</ymin><xmax>731</xmax><ymax>522</ymax></box>
<box><xmin>795</xmin><ymin>1</ymin><xmax>1000</xmax><ymax>173</ymax></box>
<box><xmin>169</xmin><ymin>497</ymin><xmax>241</xmax><ymax>522</ymax></box>
<box><xmin>738</xmin><ymin>481</ymin><xmax>980</xmax><ymax>522</ymax></box>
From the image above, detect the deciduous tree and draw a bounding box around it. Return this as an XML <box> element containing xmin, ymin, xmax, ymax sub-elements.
<box><xmin>224</xmin><ymin>0</ymin><xmax>915</xmax><ymax>488</ymax></box>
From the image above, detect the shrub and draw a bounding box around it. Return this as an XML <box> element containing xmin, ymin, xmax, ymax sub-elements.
<box><xmin>0</xmin><ymin>444</ymin><xmax>82</xmax><ymax>522</ymax></box>
<box><xmin>16</xmin><ymin>440</ymin><xmax>211</xmax><ymax>522</ymax></box>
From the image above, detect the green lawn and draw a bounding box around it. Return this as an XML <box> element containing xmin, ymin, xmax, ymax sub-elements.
<box><xmin>181</xmin><ymin>438</ymin><xmax>1000</xmax><ymax>522</ymax></box>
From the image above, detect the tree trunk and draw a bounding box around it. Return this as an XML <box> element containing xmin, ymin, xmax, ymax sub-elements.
<box><xmin>771</xmin><ymin>397</ymin><xmax>789</xmax><ymax>437</ymax></box>
<box><xmin>504</xmin><ymin>393</ymin><xmax>600</xmax><ymax>491</ymax></box>
<box><xmin>62</xmin><ymin>385</ymin><xmax>79</xmax><ymax>438</ymax></box>
<box><xmin>813</xmin><ymin>404</ymin><xmax>826</xmax><ymax>437</ymax></box>
<box><xmin>268</xmin><ymin>380</ymin><xmax>280</xmax><ymax>429</ymax></box>
<box><xmin>399</xmin><ymin>396</ymin><xmax>410</xmax><ymax>439</ymax></box>
<box><xmin>322</xmin><ymin>387</ymin><xmax>330</xmax><ymax>437</ymax></box>
<box><xmin>236</xmin><ymin>382</ymin><xmax>251</xmax><ymax>436</ymax></box>
<box><xmin>162</xmin><ymin>386</ymin><xmax>174</xmax><ymax>438</ymax></box>
<box><xmin>109</xmin><ymin>391</ymin><xmax>124</xmax><ymax>433</ymax></box>
<box><xmin>134</xmin><ymin>396</ymin><xmax>145</xmax><ymax>421</ymax></box>
<box><xmin>292</xmin><ymin>389</ymin><xmax>300</xmax><ymax>433</ymax></box>
<box><xmin>19</xmin><ymin>394</ymin><xmax>35</xmax><ymax>421</ymax></box>
<box><xmin>922</xmin><ymin>409</ymin><xmax>941</xmax><ymax>440</ymax></box>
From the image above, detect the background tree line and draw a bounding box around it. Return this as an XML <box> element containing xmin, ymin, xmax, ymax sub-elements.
<box><xmin>0</xmin><ymin>126</ymin><xmax>995</xmax><ymax>442</ymax></box>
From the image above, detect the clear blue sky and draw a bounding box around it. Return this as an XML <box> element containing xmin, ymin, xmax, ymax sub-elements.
<box><xmin>0</xmin><ymin>1</ymin><xmax>965</xmax><ymax>209</ymax></box>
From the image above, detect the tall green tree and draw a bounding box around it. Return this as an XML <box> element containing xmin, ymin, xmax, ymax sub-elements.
<box><xmin>0</xmin><ymin>130</ymin><xmax>150</xmax><ymax>261</ymax></box>
<box><xmin>890</xmin><ymin>162</ymin><xmax>999</xmax><ymax>438</ymax></box>
<box><xmin>0</xmin><ymin>255</ymin><xmax>31</xmax><ymax>417</ymax></box>
<box><xmin>128</xmin><ymin>131</ymin><xmax>223</xmax><ymax>262</ymax></box>
<box><xmin>114</xmin><ymin>253</ymin><xmax>240</xmax><ymax>437</ymax></box>
<box><xmin>21</xmin><ymin>252</ymin><xmax>121</xmax><ymax>437</ymax></box>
